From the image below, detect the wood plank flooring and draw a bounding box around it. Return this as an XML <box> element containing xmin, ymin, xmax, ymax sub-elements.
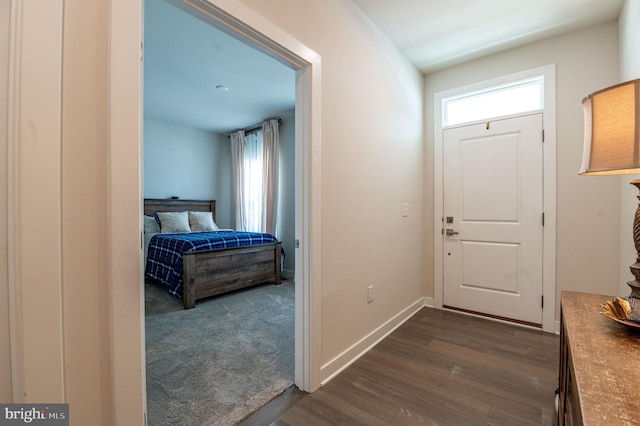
<box><xmin>240</xmin><ymin>306</ymin><xmax>559</xmax><ymax>425</ymax></box>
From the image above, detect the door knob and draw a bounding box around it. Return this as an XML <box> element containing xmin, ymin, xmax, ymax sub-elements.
<box><xmin>446</xmin><ymin>229</ymin><xmax>459</xmax><ymax>236</ymax></box>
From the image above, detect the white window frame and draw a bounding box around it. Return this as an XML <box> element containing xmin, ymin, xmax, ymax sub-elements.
<box><xmin>442</xmin><ymin>76</ymin><xmax>544</xmax><ymax>127</ymax></box>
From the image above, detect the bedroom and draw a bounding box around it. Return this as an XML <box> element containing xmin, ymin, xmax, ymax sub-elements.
<box><xmin>142</xmin><ymin>0</ymin><xmax>298</xmax><ymax>422</ymax></box>
<box><xmin>143</xmin><ymin>0</ymin><xmax>296</xmax><ymax>278</ymax></box>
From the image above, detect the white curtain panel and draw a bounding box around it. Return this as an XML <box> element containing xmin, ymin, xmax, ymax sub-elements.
<box><xmin>242</xmin><ymin>130</ymin><xmax>264</xmax><ymax>232</ymax></box>
<box><xmin>261</xmin><ymin>118</ymin><xmax>279</xmax><ymax>235</ymax></box>
<box><xmin>230</xmin><ymin>130</ymin><xmax>246</xmax><ymax>231</ymax></box>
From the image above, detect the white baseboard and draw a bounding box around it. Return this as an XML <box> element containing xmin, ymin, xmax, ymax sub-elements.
<box><xmin>319</xmin><ymin>297</ymin><xmax>424</xmax><ymax>386</ymax></box>
<box><xmin>424</xmin><ymin>297</ymin><xmax>434</xmax><ymax>308</ymax></box>
<box><xmin>555</xmin><ymin>320</ymin><xmax>560</xmax><ymax>335</ymax></box>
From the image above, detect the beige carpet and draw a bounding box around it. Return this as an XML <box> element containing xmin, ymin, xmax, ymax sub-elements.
<box><xmin>145</xmin><ymin>279</ymin><xmax>294</xmax><ymax>425</ymax></box>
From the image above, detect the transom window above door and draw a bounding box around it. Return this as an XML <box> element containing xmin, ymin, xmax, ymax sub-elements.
<box><xmin>443</xmin><ymin>76</ymin><xmax>544</xmax><ymax>127</ymax></box>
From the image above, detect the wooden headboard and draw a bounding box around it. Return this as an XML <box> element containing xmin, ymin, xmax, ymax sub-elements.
<box><xmin>144</xmin><ymin>199</ymin><xmax>216</xmax><ymax>221</ymax></box>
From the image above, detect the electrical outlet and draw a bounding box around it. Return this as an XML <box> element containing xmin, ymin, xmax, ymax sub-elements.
<box><xmin>367</xmin><ymin>285</ymin><xmax>374</xmax><ymax>303</ymax></box>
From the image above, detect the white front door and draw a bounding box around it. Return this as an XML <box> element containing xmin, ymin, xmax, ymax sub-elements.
<box><xmin>443</xmin><ymin>113</ymin><xmax>543</xmax><ymax>326</ymax></box>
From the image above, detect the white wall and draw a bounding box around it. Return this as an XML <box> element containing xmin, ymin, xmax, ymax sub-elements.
<box><xmin>618</xmin><ymin>0</ymin><xmax>640</xmax><ymax>297</ymax></box>
<box><xmin>620</xmin><ymin>0</ymin><xmax>640</xmax><ymax>79</ymax></box>
<box><xmin>143</xmin><ymin>118</ymin><xmax>233</xmax><ymax>228</ymax></box>
<box><xmin>236</xmin><ymin>0</ymin><xmax>424</xmax><ymax>371</ymax></box>
<box><xmin>424</xmin><ymin>21</ymin><xmax>621</xmax><ymax>321</ymax></box>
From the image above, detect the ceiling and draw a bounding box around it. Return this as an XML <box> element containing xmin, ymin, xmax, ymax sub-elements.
<box><xmin>143</xmin><ymin>0</ymin><xmax>296</xmax><ymax>133</ymax></box>
<box><xmin>352</xmin><ymin>0</ymin><xmax>625</xmax><ymax>73</ymax></box>
<box><xmin>144</xmin><ymin>0</ymin><xmax>625</xmax><ymax>133</ymax></box>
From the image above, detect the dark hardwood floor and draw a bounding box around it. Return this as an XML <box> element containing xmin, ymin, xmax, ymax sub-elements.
<box><xmin>240</xmin><ymin>306</ymin><xmax>559</xmax><ymax>425</ymax></box>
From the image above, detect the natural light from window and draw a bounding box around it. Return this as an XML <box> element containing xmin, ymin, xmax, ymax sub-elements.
<box><xmin>241</xmin><ymin>131</ymin><xmax>265</xmax><ymax>233</ymax></box>
<box><xmin>443</xmin><ymin>77</ymin><xmax>544</xmax><ymax>127</ymax></box>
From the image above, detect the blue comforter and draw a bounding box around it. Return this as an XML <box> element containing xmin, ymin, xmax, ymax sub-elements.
<box><xmin>145</xmin><ymin>231</ymin><xmax>279</xmax><ymax>297</ymax></box>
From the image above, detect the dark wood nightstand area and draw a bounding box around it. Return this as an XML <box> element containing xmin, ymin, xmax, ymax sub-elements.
<box><xmin>559</xmin><ymin>291</ymin><xmax>640</xmax><ymax>425</ymax></box>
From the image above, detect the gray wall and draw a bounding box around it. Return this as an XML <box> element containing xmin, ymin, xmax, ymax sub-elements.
<box><xmin>143</xmin><ymin>118</ymin><xmax>233</xmax><ymax>228</ymax></box>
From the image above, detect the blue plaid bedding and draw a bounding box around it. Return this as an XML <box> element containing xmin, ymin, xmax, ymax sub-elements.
<box><xmin>145</xmin><ymin>231</ymin><xmax>279</xmax><ymax>297</ymax></box>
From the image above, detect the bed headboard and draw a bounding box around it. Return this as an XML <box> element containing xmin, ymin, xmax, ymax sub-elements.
<box><xmin>144</xmin><ymin>199</ymin><xmax>216</xmax><ymax>221</ymax></box>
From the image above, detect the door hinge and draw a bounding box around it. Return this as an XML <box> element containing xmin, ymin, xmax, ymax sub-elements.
<box><xmin>541</xmin><ymin>212</ymin><xmax>545</xmax><ymax>226</ymax></box>
<box><xmin>541</xmin><ymin>295</ymin><xmax>544</xmax><ymax>309</ymax></box>
<box><xmin>542</xmin><ymin>129</ymin><xmax>545</xmax><ymax>142</ymax></box>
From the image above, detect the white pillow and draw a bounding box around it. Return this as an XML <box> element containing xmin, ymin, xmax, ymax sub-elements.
<box><xmin>144</xmin><ymin>215</ymin><xmax>160</xmax><ymax>234</ymax></box>
<box><xmin>157</xmin><ymin>211</ymin><xmax>191</xmax><ymax>233</ymax></box>
<box><xmin>189</xmin><ymin>211</ymin><xmax>219</xmax><ymax>232</ymax></box>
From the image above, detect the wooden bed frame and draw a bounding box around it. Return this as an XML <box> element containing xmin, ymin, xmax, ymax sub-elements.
<box><xmin>144</xmin><ymin>198</ymin><xmax>282</xmax><ymax>309</ymax></box>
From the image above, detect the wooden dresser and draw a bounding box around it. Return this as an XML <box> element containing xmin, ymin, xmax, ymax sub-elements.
<box><xmin>559</xmin><ymin>291</ymin><xmax>640</xmax><ymax>425</ymax></box>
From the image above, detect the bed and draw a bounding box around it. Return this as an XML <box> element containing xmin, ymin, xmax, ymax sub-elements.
<box><xmin>144</xmin><ymin>198</ymin><xmax>282</xmax><ymax>309</ymax></box>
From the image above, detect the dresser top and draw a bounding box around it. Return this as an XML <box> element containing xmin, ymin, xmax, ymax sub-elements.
<box><xmin>562</xmin><ymin>290</ymin><xmax>640</xmax><ymax>425</ymax></box>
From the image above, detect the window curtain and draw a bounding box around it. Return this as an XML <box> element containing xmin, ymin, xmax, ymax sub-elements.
<box><xmin>241</xmin><ymin>130</ymin><xmax>264</xmax><ymax>232</ymax></box>
<box><xmin>261</xmin><ymin>118</ymin><xmax>279</xmax><ymax>235</ymax></box>
<box><xmin>230</xmin><ymin>119</ymin><xmax>279</xmax><ymax>234</ymax></box>
<box><xmin>230</xmin><ymin>130</ymin><xmax>248</xmax><ymax>231</ymax></box>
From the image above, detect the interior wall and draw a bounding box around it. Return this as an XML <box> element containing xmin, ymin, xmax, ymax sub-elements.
<box><xmin>235</xmin><ymin>0</ymin><xmax>424</xmax><ymax>368</ymax></box>
<box><xmin>424</xmin><ymin>21</ymin><xmax>621</xmax><ymax>322</ymax></box>
<box><xmin>618</xmin><ymin>0</ymin><xmax>640</xmax><ymax>297</ymax></box>
<box><xmin>0</xmin><ymin>0</ymin><xmax>11</xmax><ymax>402</ymax></box>
<box><xmin>143</xmin><ymin>118</ymin><xmax>233</xmax><ymax>228</ymax></box>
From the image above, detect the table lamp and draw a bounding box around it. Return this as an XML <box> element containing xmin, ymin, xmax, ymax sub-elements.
<box><xmin>579</xmin><ymin>78</ymin><xmax>640</xmax><ymax>302</ymax></box>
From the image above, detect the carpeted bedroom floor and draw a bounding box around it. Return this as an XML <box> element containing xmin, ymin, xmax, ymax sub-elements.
<box><xmin>144</xmin><ymin>279</ymin><xmax>295</xmax><ymax>426</ymax></box>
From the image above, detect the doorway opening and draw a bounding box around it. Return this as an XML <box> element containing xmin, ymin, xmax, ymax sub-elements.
<box><xmin>433</xmin><ymin>64</ymin><xmax>557</xmax><ymax>333</ymax></box>
<box><xmin>108</xmin><ymin>0</ymin><xmax>322</xmax><ymax>422</ymax></box>
<box><xmin>142</xmin><ymin>1</ymin><xmax>299</xmax><ymax>422</ymax></box>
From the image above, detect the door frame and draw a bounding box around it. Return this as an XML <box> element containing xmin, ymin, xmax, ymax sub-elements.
<box><xmin>7</xmin><ymin>0</ymin><xmax>65</xmax><ymax>402</ymax></box>
<box><xmin>433</xmin><ymin>64</ymin><xmax>557</xmax><ymax>334</ymax></box>
<box><xmin>109</xmin><ymin>0</ymin><xmax>323</xmax><ymax>422</ymax></box>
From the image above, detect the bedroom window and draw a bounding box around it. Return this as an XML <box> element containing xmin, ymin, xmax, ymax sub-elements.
<box><xmin>230</xmin><ymin>118</ymin><xmax>280</xmax><ymax>234</ymax></box>
<box><xmin>241</xmin><ymin>130</ymin><xmax>265</xmax><ymax>232</ymax></box>
<box><xmin>443</xmin><ymin>76</ymin><xmax>543</xmax><ymax>126</ymax></box>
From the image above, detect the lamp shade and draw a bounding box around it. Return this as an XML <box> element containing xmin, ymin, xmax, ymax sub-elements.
<box><xmin>579</xmin><ymin>78</ymin><xmax>640</xmax><ymax>175</ymax></box>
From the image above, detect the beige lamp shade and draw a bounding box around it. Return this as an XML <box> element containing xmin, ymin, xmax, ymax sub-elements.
<box><xmin>579</xmin><ymin>78</ymin><xmax>640</xmax><ymax>175</ymax></box>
